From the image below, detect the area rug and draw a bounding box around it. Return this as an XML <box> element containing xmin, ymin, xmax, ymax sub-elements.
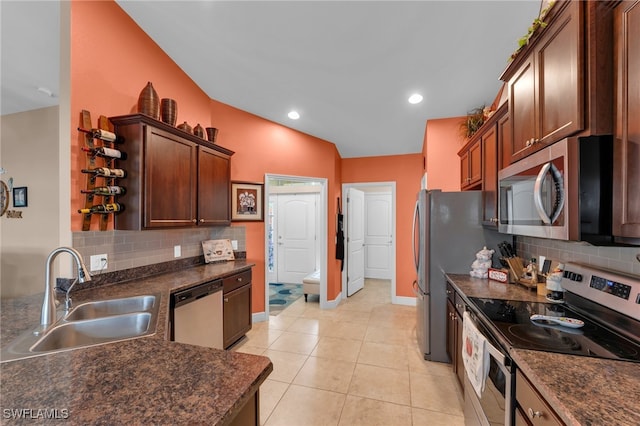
<box><xmin>269</xmin><ymin>283</ymin><xmax>303</xmax><ymax>315</ymax></box>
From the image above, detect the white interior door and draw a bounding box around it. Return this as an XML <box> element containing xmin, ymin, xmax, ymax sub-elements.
<box><xmin>347</xmin><ymin>188</ymin><xmax>365</xmax><ymax>296</ymax></box>
<box><xmin>276</xmin><ymin>193</ymin><xmax>317</xmax><ymax>284</ymax></box>
<box><xmin>364</xmin><ymin>192</ymin><xmax>393</xmax><ymax>279</ymax></box>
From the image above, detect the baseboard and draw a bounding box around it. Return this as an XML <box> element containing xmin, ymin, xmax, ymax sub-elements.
<box><xmin>323</xmin><ymin>292</ymin><xmax>342</xmax><ymax>309</ymax></box>
<box><xmin>252</xmin><ymin>312</ymin><xmax>268</xmax><ymax>323</ymax></box>
<box><xmin>393</xmin><ymin>295</ymin><xmax>417</xmax><ymax>306</ymax></box>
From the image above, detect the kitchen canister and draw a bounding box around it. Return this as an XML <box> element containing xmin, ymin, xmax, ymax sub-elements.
<box><xmin>193</xmin><ymin>123</ymin><xmax>205</xmax><ymax>139</ymax></box>
<box><xmin>160</xmin><ymin>98</ymin><xmax>177</xmax><ymax>126</ymax></box>
<box><xmin>137</xmin><ymin>81</ymin><xmax>160</xmax><ymax>120</ymax></box>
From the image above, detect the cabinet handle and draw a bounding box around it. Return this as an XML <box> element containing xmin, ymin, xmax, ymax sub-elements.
<box><xmin>490</xmin><ymin>218</ymin><xmax>498</xmax><ymax>223</ymax></box>
<box><xmin>527</xmin><ymin>408</ymin><xmax>543</xmax><ymax>419</ymax></box>
<box><xmin>456</xmin><ymin>303</ymin><xmax>464</xmax><ymax>310</ymax></box>
<box><xmin>446</xmin><ymin>290</ymin><xmax>452</xmax><ymax>295</ymax></box>
<box><xmin>237</xmin><ymin>277</ymin><xmax>243</xmax><ymax>282</ymax></box>
<box><xmin>224</xmin><ymin>298</ymin><xmax>229</xmax><ymax>303</ymax></box>
<box><xmin>199</xmin><ymin>219</ymin><xmax>204</xmax><ymax>223</ymax></box>
<box><xmin>191</xmin><ymin>219</ymin><xmax>197</xmax><ymax>223</ymax></box>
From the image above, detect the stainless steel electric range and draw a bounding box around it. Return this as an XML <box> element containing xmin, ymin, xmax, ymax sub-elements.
<box><xmin>463</xmin><ymin>263</ymin><xmax>640</xmax><ymax>426</ymax></box>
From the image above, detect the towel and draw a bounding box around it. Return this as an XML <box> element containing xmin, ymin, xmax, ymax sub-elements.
<box><xmin>462</xmin><ymin>311</ymin><xmax>490</xmax><ymax>398</ymax></box>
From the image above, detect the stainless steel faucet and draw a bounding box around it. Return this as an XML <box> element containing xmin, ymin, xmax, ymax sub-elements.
<box><xmin>40</xmin><ymin>247</ymin><xmax>92</xmax><ymax>330</ymax></box>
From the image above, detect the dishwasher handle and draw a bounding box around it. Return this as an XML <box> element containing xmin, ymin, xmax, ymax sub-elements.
<box><xmin>172</xmin><ymin>280</ymin><xmax>221</xmax><ymax>309</ymax></box>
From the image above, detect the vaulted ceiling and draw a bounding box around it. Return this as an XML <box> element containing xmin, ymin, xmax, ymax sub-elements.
<box><xmin>1</xmin><ymin>1</ymin><xmax>542</xmax><ymax>158</ymax></box>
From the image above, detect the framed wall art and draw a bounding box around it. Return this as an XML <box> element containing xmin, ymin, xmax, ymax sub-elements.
<box><xmin>13</xmin><ymin>186</ymin><xmax>27</xmax><ymax>208</ymax></box>
<box><xmin>231</xmin><ymin>181</ymin><xmax>263</xmax><ymax>221</ymax></box>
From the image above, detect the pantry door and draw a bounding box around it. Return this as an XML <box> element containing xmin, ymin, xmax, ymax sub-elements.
<box><xmin>276</xmin><ymin>193</ymin><xmax>317</xmax><ymax>284</ymax></box>
<box><xmin>364</xmin><ymin>192</ymin><xmax>393</xmax><ymax>279</ymax></box>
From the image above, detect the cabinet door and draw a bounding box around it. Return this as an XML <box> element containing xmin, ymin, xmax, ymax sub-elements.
<box><xmin>446</xmin><ymin>300</ymin><xmax>455</xmax><ymax>363</ymax></box>
<box><xmin>144</xmin><ymin>126</ymin><xmax>197</xmax><ymax>228</ymax></box>
<box><xmin>198</xmin><ymin>146</ymin><xmax>231</xmax><ymax>226</ymax></box>
<box><xmin>613</xmin><ymin>1</ymin><xmax>640</xmax><ymax>240</ymax></box>
<box><xmin>537</xmin><ymin>1</ymin><xmax>583</xmax><ymax>145</ymax></box>
<box><xmin>482</xmin><ymin>124</ymin><xmax>498</xmax><ymax>227</ymax></box>
<box><xmin>460</xmin><ymin>150</ymin><xmax>470</xmax><ymax>189</ymax></box>
<box><xmin>499</xmin><ymin>111</ymin><xmax>512</xmax><ymax>168</ymax></box>
<box><xmin>469</xmin><ymin>141</ymin><xmax>482</xmax><ymax>187</ymax></box>
<box><xmin>509</xmin><ymin>56</ymin><xmax>537</xmax><ymax>162</ymax></box>
<box><xmin>223</xmin><ymin>284</ymin><xmax>252</xmax><ymax>349</ymax></box>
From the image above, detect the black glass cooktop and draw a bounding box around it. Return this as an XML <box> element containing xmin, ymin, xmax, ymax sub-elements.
<box><xmin>469</xmin><ymin>297</ymin><xmax>640</xmax><ymax>363</ymax></box>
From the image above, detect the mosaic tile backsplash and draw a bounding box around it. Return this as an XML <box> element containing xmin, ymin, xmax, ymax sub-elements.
<box><xmin>72</xmin><ymin>226</ymin><xmax>245</xmax><ymax>274</ymax></box>
<box><xmin>515</xmin><ymin>236</ymin><xmax>640</xmax><ymax>276</ymax></box>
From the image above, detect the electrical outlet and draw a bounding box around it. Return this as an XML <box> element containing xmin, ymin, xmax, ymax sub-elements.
<box><xmin>90</xmin><ymin>254</ymin><xmax>108</xmax><ymax>272</ymax></box>
<box><xmin>231</xmin><ymin>240</ymin><xmax>238</xmax><ymax>250</ymax></box>
<box><xmin>174</xmin><ymin>245</ymin><xmax>181</xmax><ymax>258</ymax></box>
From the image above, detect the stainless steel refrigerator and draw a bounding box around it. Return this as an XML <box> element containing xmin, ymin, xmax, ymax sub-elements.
<box><xmin>412</xmin><ymin>190</ymin><xmax>503</xmax><ymax>362</ymax></box>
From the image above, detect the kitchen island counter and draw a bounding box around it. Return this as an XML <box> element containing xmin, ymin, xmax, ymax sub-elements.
<box><xmin>1</xmin><ymin>260</ymin><xmax>272</xmax><ymax>425</ymax></box>
<box><xmin>446</xmin><ymin>273</ymin><xmax>640</xmax><ymax>426</ymax></box>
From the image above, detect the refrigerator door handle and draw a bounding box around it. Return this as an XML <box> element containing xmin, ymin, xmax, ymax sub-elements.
<box><xmin>412</xmin><ymin>199</ymin><xmax>420</xmax><ymax>274</ymax></box>
<box><xmin>412</xmin><ymin>280</ymin><xmax>423</xmax><ymax>299</ymax></box>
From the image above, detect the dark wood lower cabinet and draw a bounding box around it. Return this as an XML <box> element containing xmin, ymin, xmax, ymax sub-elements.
<box><xmin>229</xmin><ymin>391</ymin><xmax>259</xmax><ymax>426</ymax></box>
<box><xmin>223</xmin><ymin>270</ymin><xmax>252</xmax><ymax>349</ymax></box>
<box><xmin>446</xmin><ymin>283</ymin><xmax>465</xmax><ymax>390</ymax></box>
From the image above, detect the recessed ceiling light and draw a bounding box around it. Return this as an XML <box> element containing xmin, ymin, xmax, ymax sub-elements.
<box><xmin>288</xmin><ymin>111</ymin><xmax>300</xmax><ymax>120</ymax></box>
<box><xmin>408</xmin><ymin>94</ymin><xmax>423</xmax><ymax>104</ymax></box>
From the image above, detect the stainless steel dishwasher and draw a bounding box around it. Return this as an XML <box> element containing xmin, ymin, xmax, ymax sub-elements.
<box><xmin>172</xmin><ymin>280</ymin><xmax>223</xmax><ymax>350</ymax></box>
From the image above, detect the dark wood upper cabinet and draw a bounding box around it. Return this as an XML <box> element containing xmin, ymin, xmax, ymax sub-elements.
<box><xmin>501</xmin><ymin>0</ymin><xmax>614</xmax><ymax>165</ymax></box>
<box><xmin>109</xmin><ymin>114</ymin><xmax>233</xmax><ymax>230</ymax></box>
<box><xmin>459</xmin><ymin>138</ymin><xmax>482</xmax><ymax>190</ymax></box>
<box><xmin>613</xmin><ymin>0</ymin><xmax>640</xmax><ymax>241</ymax></box>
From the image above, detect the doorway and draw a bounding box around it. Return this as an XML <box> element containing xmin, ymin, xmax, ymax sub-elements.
<box><xmin>265</xmin><ymin>174</ymin><xmax>328</xmax><ymax>316</ymax></box>
<box><xmin>342</xmin><ymin>182</ymin><xmax>396</xmax><ymax>302</ymax></box>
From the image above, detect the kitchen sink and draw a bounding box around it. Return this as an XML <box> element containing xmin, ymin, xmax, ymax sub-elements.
<box><xmin>30</xmin><ymin>313</ymin><xmax>152</xmax><ymax>352</ymax></box>
<box><xmin>1</xmin><ymin>292</ymin><xmax>161</xmax><ymax>362</ymax></box>
<box><xmin>65</xmin><ymin>294</ymin><xmax>157</xmax><ymax>321</ymax></box>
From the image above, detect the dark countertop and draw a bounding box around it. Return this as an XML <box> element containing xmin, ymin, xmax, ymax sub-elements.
<box><xmin>446</xmin><ymin>273</ymin><xmax>640</xmax><ymax>426</ymax></box>
<box><xmin>0</xmin><ymin>260</ymin><xmax>272</xmax><ymax>425</ymax></box>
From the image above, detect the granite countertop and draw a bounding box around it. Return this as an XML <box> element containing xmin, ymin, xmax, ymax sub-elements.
<box><xmin>446</xmin><ymin>273</ymin><xmax>640</xmax><ymax>426</ymax></box>
<box><xmin>0</xmin><ymin>260</ymin><xmax>273</xmax><ymax>425</ymax></box>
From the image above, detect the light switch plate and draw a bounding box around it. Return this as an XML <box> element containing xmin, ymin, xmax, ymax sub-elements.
<box><xmin>90</xmin><ymin>254</ymin><xmax>108</xmax><ymax>272</ymax></box>
<box><xmin>174</xmin><ymin>245</ymin><xmax>181</xmax><ymax>258</ymax></box>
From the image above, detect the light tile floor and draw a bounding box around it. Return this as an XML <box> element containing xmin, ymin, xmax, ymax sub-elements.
<box><xmin>232</xmin><ymin>279</ymin><xmax>465</xmax><ymax>426</ymax></box>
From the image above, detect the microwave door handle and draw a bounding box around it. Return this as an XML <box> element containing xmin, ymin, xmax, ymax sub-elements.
<box><xmin>548</xmin><ymin>163</ymin><xmax>565</xmax><ymax>224</ymax></box>
<box><xmin>533</xmin><ymin>162</ymin><xmax>553</xmax><ymax>224</ymax></box>
<box><xmin>412</xmin><ymin>200</ymin><xmax>420</xmax><ymax>274</ymax></box>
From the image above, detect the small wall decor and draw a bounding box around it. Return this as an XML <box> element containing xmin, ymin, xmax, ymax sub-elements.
<box><xmin>12</xmin><ymin>187</ymin><xmax>27</xmax><ymax>207</ymax></box>
<box><xmin>231</xmin><ymin>181</ymin><xmax>264</xmax><ymax>221</ymax></box>
<box><xmin>202</xmin><ymin>239</ymin><xmax>235</xmax><ymax>263</ymax></box>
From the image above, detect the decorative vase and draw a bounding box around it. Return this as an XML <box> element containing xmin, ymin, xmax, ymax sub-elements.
<box><xmin>193</xmin><ymin>123</ymin><xmax>205</xmax><ymax>139</ymax></box>
<box><xmin>206</xmin><ymin>127</ymin><xmax>219</xmax><ymax>143</ymax></box>
<box><xmin>160</xmin><ymin>98</ymin><xmax>177</xmax><ymax>126</ymax></box>
<box><xmin>137</xmin><ymin>81</ymin><xmax>160</xmax><ymax>120</ymax></box>
<box><xmin>177</xmin><ymin>121</ymin><xmax>192</xmax><ymax>134</ymax></box>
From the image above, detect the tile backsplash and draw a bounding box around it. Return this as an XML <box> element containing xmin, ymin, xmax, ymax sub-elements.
<box><xmin>516</xmin><ymin>236</ymin><xmax>640</xmax><ymax>276</ymax></box>
<box><xmin>73</xmin><ymin>227</ymin><xmax>245</xmax><ymax>273</ymax></box>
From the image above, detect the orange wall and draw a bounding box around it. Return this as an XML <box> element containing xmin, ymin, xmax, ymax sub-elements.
<box><xmin>71</xmin><ymin>0</ymin><xmax>212</xmax><ymax>231</ymax></box>
<box><xmin>422</xmin><ymin>117</ymin><xmax>467</xmax><ymax>191</ymax></box>
<box><xmin>208</xmin><ymin>99</ymin><xmax>343</xmax><ymax>308</ymax></box>
<box><xmin>70</xmin><ymin>0</ymin><xmax>342</xmax><ymax>312</ymax></box>
<box><xmin>341</xmin><ymin>154</ymin><xmax>423</xmax><ymax>297</ymax></box>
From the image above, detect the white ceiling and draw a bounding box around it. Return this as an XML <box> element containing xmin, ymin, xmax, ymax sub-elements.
<box><xmin>1</xmin><ymin>1</ymin><xmax>542</xmax><ymax>158</ymax></box>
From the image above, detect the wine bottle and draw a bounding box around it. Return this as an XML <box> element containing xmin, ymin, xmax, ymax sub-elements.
<box><xmin>78</xmin><ymin>203</ymin><xmax>124</xmax><ymax>214</ymax></box>
<box><xmin>77</xmin><ymin>127</ymin><xmax>124</xmax><ymax>144</ymax></box>
<box><xmin>81</xmin><ymin>167</ymin><xmax>127</xmax><ymax>178</ymax></box>
<box><xmin>81</xmin><ymin>146</ymin><xmax>127</xmax><ymax>160</ymax></box>
<box><xmin>81</xmin><ymin>186</ymin><xmax>126</xmax><ymax>196</ymax></box>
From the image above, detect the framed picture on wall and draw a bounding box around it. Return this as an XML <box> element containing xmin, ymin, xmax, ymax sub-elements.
<box><xmin>13</xmin><ymin>187</ymin><xmax>27</xmax><ymax>208</ymax></box>
<box><xmin>231</xmin><ymin>181</ymin><xmax>264</xmax><ymax>221</ymax></box>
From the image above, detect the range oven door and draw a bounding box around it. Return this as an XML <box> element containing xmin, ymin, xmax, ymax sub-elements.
<box><xmin>463</xmin><ymin>311</ymin><xmax>514</xmax><ymax>426</ymax></box>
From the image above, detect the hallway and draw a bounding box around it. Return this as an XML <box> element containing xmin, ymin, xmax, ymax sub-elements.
<box><xmin>233</xmin><ymin>279</ymin><xmax>464</xmax><ymax>425</ymax></box>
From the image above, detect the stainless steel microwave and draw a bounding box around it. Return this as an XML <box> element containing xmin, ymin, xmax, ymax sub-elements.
<box><xmin>498</xmin><ymin>136</ymin><xmax>614</xmax><ymax>244</ymax></box>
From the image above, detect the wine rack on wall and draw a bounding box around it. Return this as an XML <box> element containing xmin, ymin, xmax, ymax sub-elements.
<box><xmin>78</xmin><ymin>109</ymin><xmax>126</xmax><ymax>231</ymax></box>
